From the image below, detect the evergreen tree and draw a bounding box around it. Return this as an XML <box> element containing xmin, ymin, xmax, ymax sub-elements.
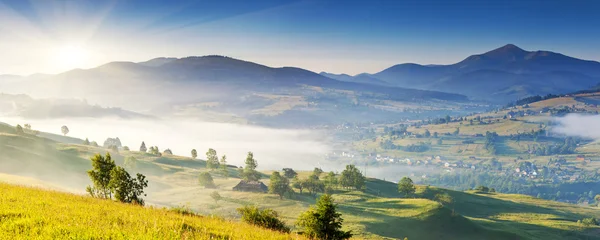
<box><xmin>139</xmin><ymin>141</ymin><xmax>147</xmax><ymax>152</ymax></box>
<box><xmin>84</xmin><ymin>138</ymin><xmax>90</xmax><ymax>145</ymax></box>
<box><xmin>15</xmin><ymin>124</ymin><xmax>24</xmax><ymax>135</ymax></box>
<box><xmin>297</xmin><ymin>194</ymin><xmax>352</xmax><ymax>240</ymax></box>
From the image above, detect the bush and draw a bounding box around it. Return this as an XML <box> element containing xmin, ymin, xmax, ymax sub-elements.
<box><xmin>579</xmin><ymin>217</ymin><xmax>598</xmax><ymax>226</ymax></box>
<box><xmin>198</xmin><ymin>172</ymin><xmax>216</xmax><ymax>188</ymax></box>
<box><xmin>237</xmin><ymin>206</ymin><xmax>290</xmax><ymax>233</ymax></box>
<box><xmin>474</xmin><ymin>185</ymin><xmax>489</xmax><ymax>192</ymax></box>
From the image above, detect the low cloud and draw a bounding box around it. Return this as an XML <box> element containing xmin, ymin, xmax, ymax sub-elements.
<box><xmin>552</xmin><ymin>114</ymin><xmax>600</xmax><ymax>139</ymax></box>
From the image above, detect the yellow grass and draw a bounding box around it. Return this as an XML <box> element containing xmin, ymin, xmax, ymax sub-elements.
<box><xmin>0</xmin><ymin>183</ymin><xmax>305</xmax><ymax>240</ymax></box>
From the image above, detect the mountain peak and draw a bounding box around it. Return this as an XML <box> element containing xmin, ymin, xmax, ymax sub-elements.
<box><xmin>486</xmin><ymin>44</ymin><xmax>528</xmax><ymax>55</ymax></box>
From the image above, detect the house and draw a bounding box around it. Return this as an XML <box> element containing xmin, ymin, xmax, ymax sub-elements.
<box><xmin>233</xmin><ymin>180</ymin><xmax>268</xmax><ymax>193</ymax></box>
<box><xmin>576</xmin><ymin>155</ymin><xmax>586</xmax><ymax>161</ymax></box>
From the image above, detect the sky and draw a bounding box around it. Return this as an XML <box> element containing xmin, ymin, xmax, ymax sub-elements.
<box><xmin>0</xmin><ymin>0</ymin><xmax>599</xmax><ymax>75</ymax></box>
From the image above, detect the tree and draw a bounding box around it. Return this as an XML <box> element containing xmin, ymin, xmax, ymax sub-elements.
<box><xmin>163</xmin><ymin>149</ymin><xmax>173</xmax><ymax>155</ymax></box>
<box><xmin>84</xmin><ymin>138</ymin><xmax>90</xmax><ymax>145</ymax></box>
<box><xmin>206</xmin><ymin>148</ymin><xmax>219</xmax><ymax>170</ymax></box>
<box><xmin>297</xmin><ymin>194</ymin><xmax>352</xmax><ymax>240</ymax></box>
<box><xmin>91</xmin><ymin>141</ymin><xmax>99</xmax><ymax>147</ymax></box>
<box><xmin>139</xmin><ymin>141</ymin><xmax>147</xmax><ymax>152</ymax></box>
<box><xmin>242</xmin><ymin>152</ymin><xmax>260</xmax><ymax>181</ymax></box>
<box><xmin>324</xmin><ymin>171</ymin><xmax>338</xmax><ymax>189</ymax></box>
<box><xmin>23</xmin><ymin>124</ymin><xmax>31</xmax><ymax>130</ymax></box>
<box><xmin>433</xmin><ymin>132</ymin><xmax>438</xmax><ymax>138</ymax></box>
<box><xmin>475</xmin><ymin>185</ymin><xmax>490</xmax><ymax>192</ymax></box>
<box><xmin>108</xmin><ymin>166</ymin><xmax>148</xmax><ymax>205</ymax></box>
<box><xmin>198</xmin><ymin>172</ymin><xmax>216</xmax><ymax>188</ymax></box>
<box><xmin>15</xmin><ymin>124</ymin><xmax>24</xmax><ymax>135</ymax></box>
<box><xmin>313</xmin><ymin>168</ymin><xmax>324</xmax><ymax>178</ymax></box>
<box><xmin>424</xmin><ymin>129</ymin><xmax>431</xmax><ymax>138</ymax></box>
<box><xmin>245</xmin><ymin>152</ymin><xmax>257</xmax><ymax>170</ymax></box>
<box><xmin>191</xmin><ymin>149</ymin><xmax>198</xmax><ymax>159</ymax></box>
<box><xmin>398</xmin><ymin>177</ymin><xmax>416</xmax><ymax>197</ymax></box>
<box><xmin>149</xmin><ymin>146</ymin><xmax>161</xmax><ymax>156</ymax></box>
<box><xmin>86</xmin><ymin>153</ymin><xmax>116</xmax><ymax>199</ymax></box>
<box><xmin>109</xmin><ymin>145</ymin><xmax>119</xmax><ymax>153</ymax></box>
<box><xmin>292</xmin><ymin>176</ymin><xmax>304</xmax><ymax>194</ymax></box>
<box><xmin>220</xmin><ymin>155</ymin><xmax>229</xmax><ymax>178</ymax></box>
<box><xmin>595</xmin><ymin>194</ymin><xmax>600</xmax><ymax>204</ymax></box>
<box><xmin>237</xmin><ymin>206</ymin><xmax>290</xmax><ymax>233</ymax></box>
<box><xmin>61</xmin><ymin>125</ymin><xmax>69</xmax><ymax>136</ymax></box>
<box><xmin>269</xmin><ymin>171</ymin><xmax>291</xmax><ymax>199</ymax></box>
<box><xmin>339</xmin><ymin>165</ymin><xmax>365</xmax><ymax>190</ymax></box>
<box><xmin>453</xmin><ymin>127</ymin><xmax>460</xmax><ymax>136</ymax></box>
<box><xmin>122</xmin><ymin>146</ymin><xmax>130</xmax><ymax>151</ymax></box>
<box><xmin>305</xmin><ymin>175</ymin><xmax>325</xmax><ymax>196</ymax></box>
<box><xmin>124</xmin><ymin>156</ymin><xmax>138</xmax><ymax>170</ymax></box>
<box><xmin>437</xmin><ymin>138</ymin><xmax>443</xmax><ymax>145</ymax></box>
<box><xmin>282</xmin><ymin>168</ymin><xmax>298</xmax><ymax>179</ymax></box>
<box><xmin>210</xmin><ymin>191</ymin><xmax>222</xmax><ymax>204</ymax></box>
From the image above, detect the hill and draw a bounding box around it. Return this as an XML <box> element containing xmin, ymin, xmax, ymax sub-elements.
<box><xmin>0</xmin><ymin>182</ymin><xmax>303</xmax><ymax>239</ymax></box>
<box><xmin>1</xmin><ymin>122</ymin><xmax>600</xmax><ymax>239</ymax></box>
<box><xmin>0</xmin><ymin>56</ymin><xmax>468</xmax><ymax>127</ymax></box>
<box><xmin>339</xmin><ymin>44</ymin><xmax>600</xmax><ymax>101</ymax></box>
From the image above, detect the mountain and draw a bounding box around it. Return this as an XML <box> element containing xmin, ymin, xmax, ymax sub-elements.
<box><xmin>342</xmin><ymin>44</ymin><xmax>600</xmax><ymax>101</ymax></box>
<box><xmin>0</xmin><ymin>56</ymin><xmax>468</xmax><ymax>126</ymax></box>
<box><xmin>319</xmin><ymin>72</ymin><xmax>390</xmax><ymax>85</ymax></box>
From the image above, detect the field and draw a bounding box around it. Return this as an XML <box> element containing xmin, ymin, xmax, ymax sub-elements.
<box><xmin>2</xmin><ymin>121</ymin><xmax>600</xmax><ymax>239</ymax></box>
<box><xmin>0</xmin><ymin>183</ymin><xmax>303</xmax><ymax>239</ymax></box>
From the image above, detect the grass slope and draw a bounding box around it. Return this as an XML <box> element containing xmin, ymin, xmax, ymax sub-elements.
<box><xmin>0</xmin><ymin>183</ymin><xmax>303</xmax><ymax>239</ymax></box>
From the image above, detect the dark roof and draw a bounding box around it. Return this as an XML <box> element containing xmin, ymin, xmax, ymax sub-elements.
<box><xmin>232</xmin><ymin>180</ymin><xmax>268</xmax><ymax>193</ymax></box>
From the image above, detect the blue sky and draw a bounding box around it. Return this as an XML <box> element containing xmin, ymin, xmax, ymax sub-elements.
<box><xmin>0</xmin><ymin>0</ymin><xmax>599</xmax><ymax>75</ymax></box>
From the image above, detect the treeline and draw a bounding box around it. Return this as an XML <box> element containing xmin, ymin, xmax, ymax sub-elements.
<box><xmin>506</xmin><ymin>94</ymin><xmax>560</xmax><ymax>107</ymax></box>
<box><xmin>528</xmin><ymin>137</ymin><xmax>578</xmax><ymax>156</ymax></box>
<box><xmin>380</xmin><ymin>140</ymin><xmax>430</xmax><ymax>152</ymax></box>
<box><xmin>422</xmin><ymin>170</ymin><xmax>600</xmax><ymax>203</ymax></box>
<box><xmin>484</xmin><ymin>131</ymin><xmax>499</xmax><ymax>155</ymax></box>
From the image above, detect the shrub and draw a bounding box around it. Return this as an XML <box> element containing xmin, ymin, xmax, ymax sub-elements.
<box><xmin>237</xmin><ymin>206</ymin><xmax>290</xmax><ymax>233</ymax></box>
<box><xmin>579</xmin><ymin>217</ymin><xmax>598</xmax><ymax>226</ymax></box>
<box><xmin>198</xmin><ymin>172</ymin><xmax>216</xmax><ymax>188</ymax></box>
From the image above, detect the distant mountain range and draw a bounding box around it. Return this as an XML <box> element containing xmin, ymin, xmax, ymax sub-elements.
<box><xmin>321</xmin><ymin>44</ymin><xmax>600</xmax><ymax>101</ymax></box>
<box><xmin>0</xmin><ymin>55</ymin><xmax>468</xmax><ymax>126</ymax></box>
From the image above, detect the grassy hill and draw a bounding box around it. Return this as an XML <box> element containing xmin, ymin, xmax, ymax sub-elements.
<box><xmin>1</xmin><ymin>121</ymin><xmax>600</xmax><ymax>239</ymax></box>
<box><xmin>0</xmin><ymin>183</ymin><xmax>303</xmax><ymax>239</ymax></box>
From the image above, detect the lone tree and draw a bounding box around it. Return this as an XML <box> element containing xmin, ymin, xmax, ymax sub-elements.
<box><xmin>108</xmin><ymin>166</ymin><xmax>148</xmax><ymax>205</ymax></box>
<box><xmin>269</xmin><ymin>171</ymin><xmax>291</xmax><ymax>199</ymax></box>
<box><xmin>339</xmin><ymin>165</ymin><xmax>365</xmax><ymax>190</ymax></box>
<box><xmin>84</xmin><ymin>138</ymin><xmax>90</xmax><ymax>145</ymax></box>
<box><xmin>15</xmin><ymin>124</ymin><xmax>24</xmax><ymax>135</ymax></box>
<box><xmin>210</xmin><ymin>191</ymin><xmax>222</xmax><ymax>204</ymax></box>
<box><xmin>398</xmin><ymin>177</ymin><xmax>416</xmax><ymax>197</ymax></box>
<box><xmin>86</xmin><ymin>153</ymin><xmax>116</xmax><ymax>199</ymax></box>
<box><xmin>139</xmin><ymin>141</ymin><xmax>147</xmax><ymax>152</ymax></box>
<box><xmin>199</xmin><ymin>172</ymin><xmax>216</xmax><ymax>188</ymax></box>
<box><xmin>206</xmin><ymin>148</ymin><xmax>219</xmax><ymax>170</ymax></box>
<box><xmin>282</xmin><ymin>168</ymin><xmax>298</xmax><ymax>179</ymax></box>
<box><xmin>163</xmin><ymin>149</ymin><xmax>173</xmax><ymax>155</ymax></box>
<box><xmin>191</xmin><ymin>149</ymin><xmax>198</xmax><ymax>159</ymax></box>
<box><xmin>61</xmin><ymin>125</ymin><xmax>69</xmax><ymax>136</ymax></box>
<box><xmin>297</xmin><ymin>194</ymin><xmax>352</xmax><ymax>240</ymax></box>
<box><xmin>242</xmin><ymin>152</ymin><xmax>260</xmax><ymax>181</ymax></box>
<box><xmin>220</xmin><ymin>155</ymin><xmax>229</xmax><ymax>178</ymax></box>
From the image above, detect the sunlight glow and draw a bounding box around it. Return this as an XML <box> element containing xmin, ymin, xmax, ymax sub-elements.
<box><xmin>53</xmin><ymin>45</ymin><xmax>89</xmax><ymax>70</ymax></box>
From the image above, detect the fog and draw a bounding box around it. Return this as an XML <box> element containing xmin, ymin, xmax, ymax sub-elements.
<box><xmin>1</xmin><ymin>116</ymin><xmax>333</xmax><ymax>171</ymax></box>
<box><xmin>552</xmin><ymin>114</ymin><xmax>600</xmax><ymax>140</ymax></box>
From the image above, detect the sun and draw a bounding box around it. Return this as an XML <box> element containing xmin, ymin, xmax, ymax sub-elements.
<box><xmin>54</xmin><ymin>44</ymin><xmax>89</xmax><ymax>70</ymax></box>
